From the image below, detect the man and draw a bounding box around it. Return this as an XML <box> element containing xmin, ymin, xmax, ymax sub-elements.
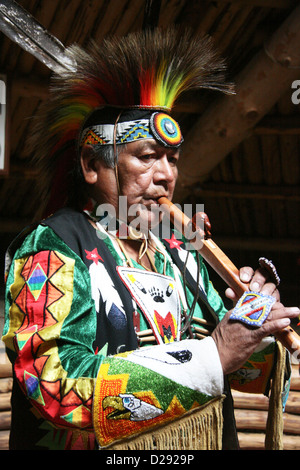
<box><xmin>2</xmin><ymin>28</ymin><xmax>299</xmax><ymax>450</ymax></box>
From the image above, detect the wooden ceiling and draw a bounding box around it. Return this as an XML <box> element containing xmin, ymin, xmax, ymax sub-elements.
<box><xmin>0</xmin><ymin>0</ymin><xmax>299</xmax><ymax>312</ymax></box>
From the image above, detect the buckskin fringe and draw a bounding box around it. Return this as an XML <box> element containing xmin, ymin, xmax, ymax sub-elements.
<box><xmin>265</xmin><ymin>341</ymin><xmax>286</xmax><ymax>450</ymax></box>
<box><xmin>103</xmin><ymin>396</ymin><xmax>225</xmax><ymax>450</ymax></box>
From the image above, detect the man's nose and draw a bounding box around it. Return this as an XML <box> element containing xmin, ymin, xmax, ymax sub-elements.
<box><xmin>154</xmin><ymin>155</ymin><xmax>175</xmax><ymax>183</ymax></box>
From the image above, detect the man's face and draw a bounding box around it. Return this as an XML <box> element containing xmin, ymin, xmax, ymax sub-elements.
<box><xmin>91</xmin><ymin>138</ymin><xmax>179</xmax><ymax>231</ymax></box>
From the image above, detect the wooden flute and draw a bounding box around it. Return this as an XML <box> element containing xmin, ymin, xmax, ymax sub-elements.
<box><xmin>158</xmin><ymin>196</ymin><xmax>300</xmax><ymax>359</ymax></box>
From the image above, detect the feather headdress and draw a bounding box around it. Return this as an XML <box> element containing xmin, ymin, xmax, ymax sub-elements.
<box><xmin>30</xmin><ymin>27</ymin><xmax>233</xmax><ymax>216</ymax></box>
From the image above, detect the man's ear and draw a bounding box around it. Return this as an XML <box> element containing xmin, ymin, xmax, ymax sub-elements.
<box><xmin>80</xmin><ymin>145</ymin><xmax>99</xmax><ymax>184</ymax></box>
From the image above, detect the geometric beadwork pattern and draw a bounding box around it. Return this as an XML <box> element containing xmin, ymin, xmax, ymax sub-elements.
<box><xmin>230</xmin><ymin>291</ymin><xmax>276</xmax><ymax>328</ymax></box>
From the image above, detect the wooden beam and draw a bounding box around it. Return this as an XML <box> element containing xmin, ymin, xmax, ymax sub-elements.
<box><xmin>11</xmin><ymin>75</ymin><xmax>49</xmax><ymax>100</ymax></box>
<box><xmin>214</xmin><ymin>236</ymin><xmax>300</xmax><ymax>253</ymax></box>
<box><xmin>235</xmin><ymin>408</ymin><xmax>300</xmax><ymax>435</ymax></box>
<box><xmin>209</xmin><ymin>0</ymin><xmax>297</xmax><ymax>8</ymax></box>
<box><xmin>0</xmin><ymin>364</ymin><xmax>12</xmax><ymax>379</ymax></box>
<box><xmin>194</xmin><ymin>182</ymin><xmax>300</xmax><ymax>202</ymax></box>
<box><xmin>0</xmin><ymin>430</ymin><xmax>9</xmax><ymax>451</ymax></box>
<box><xmin>254</xmin><ymin>115</ymin><xmax>300</xmax><ymax>135</ymax></box>
<box><xmin>237</xmin><ymin>432</ymin><xmax>300</xmax><ymax>450</ymax></box>
<box><xmin>175</xmin><ymin>5</ymin><xmax>300</xmax><ymax>200</ymax></box>
<box><xmin>142</xmin><ymin>0</ymin><xmax>161</xmax><ymax>30</ymax></box>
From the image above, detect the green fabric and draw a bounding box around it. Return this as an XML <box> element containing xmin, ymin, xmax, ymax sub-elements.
<box><xmin>4</xmin><ymin>225</ymin><xmax>103</xmax><ymax>379</ymax></box>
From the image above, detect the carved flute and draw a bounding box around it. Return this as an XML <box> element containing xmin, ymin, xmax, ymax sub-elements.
<box><xmin>158</xmin><ymin>196</ymin><xmax>300</xmax><ymax>359</ymax></box>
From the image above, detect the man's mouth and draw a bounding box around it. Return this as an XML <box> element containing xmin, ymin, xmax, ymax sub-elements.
<box><xmin>146</xmin><ymin>198</ymin><xmax>159</xmax><ymax>206</ymax></box>
<box><xmin>144</xmin><ymin>195</ymin><xmax>167</xmax><ymax>206</ymax></box>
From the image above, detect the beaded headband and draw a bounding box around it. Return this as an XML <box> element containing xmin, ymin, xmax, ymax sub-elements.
<box><xmin>80</xmin><ymin>112</ymin><xmax>183</xmax><ymax>149</ymax></box>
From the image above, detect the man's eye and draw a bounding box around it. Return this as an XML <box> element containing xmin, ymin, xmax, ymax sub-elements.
<box><xmin>140</xmin><ymin>154</ymin><xmax>154</xmax><ymax>160</ymax></box>
<box><xmin>168</xmin><ymin>156</ymin><xmax>178</xmax><ymax>165</ymax></box>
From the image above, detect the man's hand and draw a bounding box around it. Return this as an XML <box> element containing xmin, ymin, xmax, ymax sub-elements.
<box><xmin>225</xmin><ymin>265</ymin><xmax>280</xmax><ymax>303</ymax></box>
<box><xmin>212</xmin><ymin>302</ymin><xmax>299</xmax><ymax>375</ymax></box>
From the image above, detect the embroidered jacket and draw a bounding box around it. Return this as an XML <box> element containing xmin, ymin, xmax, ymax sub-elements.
<box><xmin>2</xmin><ymin>208</ymin><xmax>277</xmax><ymax>450</ymax></box>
